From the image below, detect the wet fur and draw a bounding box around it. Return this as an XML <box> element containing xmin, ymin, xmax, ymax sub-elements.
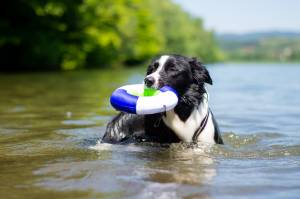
<box><xmin>102</xmin><ymin>55</ymin><xmax>223</xmax><ymax>144</ymax></box>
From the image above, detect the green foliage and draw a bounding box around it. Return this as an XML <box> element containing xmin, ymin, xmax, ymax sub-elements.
<box><xmin>0</xmin><ymin>0</ymin><xmax>221</xmax><ymax>71</ymax></box>
<box><xmin>150</xmin><ymin>1</ymin><xmax>222</xmax><ymax>62</ymax></box>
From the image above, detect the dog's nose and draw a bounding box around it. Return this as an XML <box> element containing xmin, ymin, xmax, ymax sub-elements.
<box><xmin>144</xmin><ymin>76</ymin><xmax>155</xmax><ymax>87</ymax></box>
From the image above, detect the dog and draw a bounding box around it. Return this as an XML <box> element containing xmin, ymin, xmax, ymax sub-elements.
<box><xmin>102</xmin><ymin>54</ymin><xmax>223</xmax><ymax>144</ymax></box>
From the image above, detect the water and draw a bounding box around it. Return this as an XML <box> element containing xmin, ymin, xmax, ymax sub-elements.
<box><xmin>0</xmin><ymin>64</ymin><xmax>300</xmax><ymax>198</ymax></box>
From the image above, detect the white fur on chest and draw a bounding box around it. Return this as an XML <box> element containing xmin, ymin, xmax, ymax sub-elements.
<box><xmin>162</xmin><ymin>95</ymin><xmax>215</xmax><ymax>143</ymax></box>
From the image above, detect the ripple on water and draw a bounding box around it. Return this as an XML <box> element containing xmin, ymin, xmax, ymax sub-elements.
<box><xmin>210</xmin><ymin>132</ymin><xmax>300</xmax><ymax>159</ymax></box>
<box><xmin>31</xmin><ymin>131</ymin><xmax>300</xmax><ymax>199</ymax></box>
<box><xmin>89</xmin><ymin>130</ymin><xmax>300</xmax><ymax>161</ymax></box>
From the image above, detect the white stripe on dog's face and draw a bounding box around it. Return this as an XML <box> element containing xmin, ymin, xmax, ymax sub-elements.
<box><xmin>146</xmin><ymin>55</ymin><xmax>169</xmax><ymax>88</ymax></box>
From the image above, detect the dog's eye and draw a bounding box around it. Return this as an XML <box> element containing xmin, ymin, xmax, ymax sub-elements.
<box><xmin>168</xmin><ymin>67</ymin><xmax>176</xmax><ymax>72</ymax></box>
<box><xmin>153</xmin><ymin>62</ymin><xmax>159</xmax><ymax>69</ymax></box>
<box><xmin>164</xmin><ymin>61</ymin><xmax>176</xmax><ymax>72</ymax></box>
<box><xmin>165</xmin><ymin>65</ymin><xmax>176</xmax><ymax>72</ymax></box>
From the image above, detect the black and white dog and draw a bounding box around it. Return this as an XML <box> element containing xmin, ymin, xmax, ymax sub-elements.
<box><xmin>102</xmin><ymin>55</ymin><xmax>223</xmax><ymax>144</ymax></box>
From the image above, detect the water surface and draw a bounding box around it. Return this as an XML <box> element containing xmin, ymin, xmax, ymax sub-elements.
<box><xmin>0</xmin><ymin>64</ymin><xmax>300</xmax><ymax>198</ymax></box>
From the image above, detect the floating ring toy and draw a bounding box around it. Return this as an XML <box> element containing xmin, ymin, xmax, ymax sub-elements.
<box><xmin>110</xmin><ymin>84</ymin><xmax>178</xmax><ymax>115</ymax></box>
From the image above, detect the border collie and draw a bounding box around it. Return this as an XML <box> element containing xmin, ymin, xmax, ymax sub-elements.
<box><xmin>102</xmin><ymin>55</ymin><xmax>223</xmax><ymax>144</ymax></box>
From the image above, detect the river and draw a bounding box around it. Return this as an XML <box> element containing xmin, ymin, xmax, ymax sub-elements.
<box><xmin>0</xmin><ymin>63</ymin><xmax>299</xmax><ymax>198</ymax></box>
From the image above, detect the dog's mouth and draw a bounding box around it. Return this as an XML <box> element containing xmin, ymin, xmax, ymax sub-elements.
<box><xmin>144</xmin><ymin>82</ymin><xmax>164</xmax><ymax>90</ymax></box>
<box><xmin>144</xmin><ymin>77</ymin><xmax>164</xmax><ymax>90</ymax></box>
<box><xmin>144</xmin><ymin>84</ymin><xmax>159</xmax><ymax>90</ymax></box>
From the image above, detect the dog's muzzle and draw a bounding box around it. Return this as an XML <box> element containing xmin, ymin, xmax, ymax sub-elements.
<box><xmin>144</xmin><ymin>76</ymin><xmax>155</xmax><ymax>87</ymax></box>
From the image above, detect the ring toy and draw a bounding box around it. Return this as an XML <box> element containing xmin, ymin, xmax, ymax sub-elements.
<box><xmin>110</xmin><ymin>84</ymin><xmax>178</xmax><ymax>115</ymax></box>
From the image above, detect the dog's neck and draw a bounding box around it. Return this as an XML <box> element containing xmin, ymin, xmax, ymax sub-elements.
<box><xmin>173</xmin><ymin>84</ymin><xmax>207</xmax><ymax>121</ymax></box>
<box><xmin>162</xmin><ymin>91</ymin><xmax>212</xmax><ymax>143</ymax></box>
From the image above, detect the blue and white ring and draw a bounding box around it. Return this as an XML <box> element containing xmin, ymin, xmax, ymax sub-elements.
<box><xmin>110</xmin><ymin>84</ymin><xmax>178</xmax><ymax>115</ymax></box>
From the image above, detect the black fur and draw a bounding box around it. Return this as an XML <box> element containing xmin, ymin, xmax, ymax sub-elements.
<box><xmin>102</xmin><ymin>55</ymin><xmax>223</xmax><ymax>144</ymax></box>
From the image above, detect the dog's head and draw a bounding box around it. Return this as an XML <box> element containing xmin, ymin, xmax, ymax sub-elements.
<box><xmin>144</xmin><ymin>55</ymin><xmax>212</xmax><ymax>94</ymax></box>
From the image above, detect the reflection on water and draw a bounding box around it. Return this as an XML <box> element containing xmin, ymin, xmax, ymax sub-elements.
<box><xmin>0</xmin><ymin>64</ymin><xmax>300</xmax><ymax>198</ymax></box>
<box><xmin>34</xmin><ymin>141</ymin><xmax>216</xmax><ymax>199</ymax></box>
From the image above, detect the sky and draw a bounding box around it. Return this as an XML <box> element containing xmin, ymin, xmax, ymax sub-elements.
<box><xmin>173</xmin><ymin>0</ymin><xmax>300</xmax><ymax>34</ymax></box>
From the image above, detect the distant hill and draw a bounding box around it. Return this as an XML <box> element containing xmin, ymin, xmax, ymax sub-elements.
<box><xmin>217</xmin><ymin>31</ymin><xmax>300</xmax><ymax>62</ymax></box>
<box><xmin>217</xmin><ymin>31</ymin><xmax>300</xmax><ymax>42</ymax></box>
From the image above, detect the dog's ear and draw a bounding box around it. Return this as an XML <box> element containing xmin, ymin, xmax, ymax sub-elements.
<box><xmin>189</xmin><ymin>57</ymin><xmax>213</xmax><ymax>85</ymax></box>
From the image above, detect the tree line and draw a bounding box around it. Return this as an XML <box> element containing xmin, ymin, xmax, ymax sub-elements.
<box><xmin>0</xmin><ymin>0</ymin><xmax>222</xmax><ymax>71</ymax></box>
<box><xmin>218</xmin><ymin>32</ymin><xmax>300</xmax><ymax>62</ymax></box>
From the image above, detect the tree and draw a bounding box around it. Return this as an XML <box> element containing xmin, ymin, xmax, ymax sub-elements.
<box><xmin>0</xmin><ymin>0</ymin><xmax>222</xmax><ymax>71</ymax></box>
